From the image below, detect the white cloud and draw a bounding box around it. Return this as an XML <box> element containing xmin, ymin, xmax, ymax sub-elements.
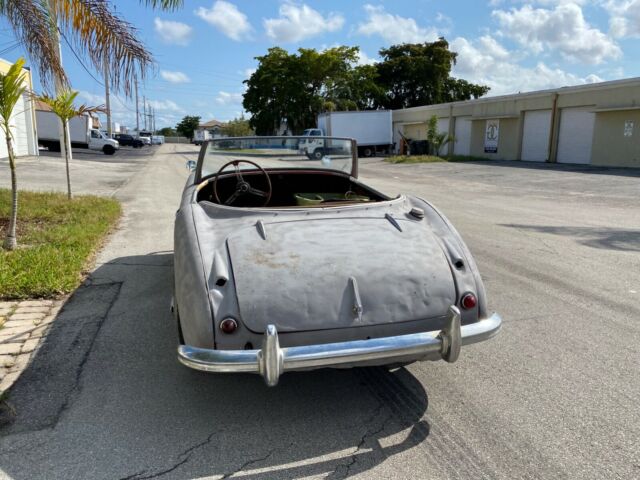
<box><xmin>160</xmin><ymin>70</ymin><xmax>190</xmax><ymax>84</ymax></box>
<box><xmin>356</xmin><ymin>51</ymin><xmax>378</xmax><ymax>65</ymax></box>
<box><xmin>605</xmin><ymin>0</ymin><xmax>640</xmax><ymax>37</ymax></box>
<box><xmin>356</xmin><ymin>5</ymin><xmax>439</xmax><ymax>44</ymax></box>
<box><xmin>264</xmin><ymin>3</ymin><xmax>344</xmax><ymax>43</ymax></box>
<box><xmin>215</xmin><ymin>91</ymin><xmax>243</xmax><ymax>105</ymax></box>
<box><xmin>492</xmin><ymin>3</ymin><xmax>621</xmax><ymax>64</ymax></box>
<box><xmin>147</xmin><ymin>99</ymin><xmax>183</xmax><ymax>113</ymax></box>
<box><xmin>195</xmin><ymin>1</ymin><xmax>252</xmax><ymax>41</ymax></box>
<box><xmin>154</xmin><ymin>18</ymin><xmax>192</xmax><ymax>46</ymax></box>
<box><xmin>451</xmin><ymin>35</ymin><xmax>604</xmax><ymax>95</ymax></box>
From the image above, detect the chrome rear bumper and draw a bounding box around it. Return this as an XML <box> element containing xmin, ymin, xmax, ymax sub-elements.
<box><xmin>177</xmin><ymin>307</ymin><xmax>502</xmax><ymax>386</ymax></box>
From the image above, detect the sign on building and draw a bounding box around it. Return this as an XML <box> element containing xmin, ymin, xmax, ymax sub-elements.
<box><xmin>484</xmin><ymin>119</ymin><xmax>499</xmax><ymax>153</ymax></box>
<box><xmin>624</xmin><ymin>120</ymin><xmax>634</xmax><ymax>137</ymax></box>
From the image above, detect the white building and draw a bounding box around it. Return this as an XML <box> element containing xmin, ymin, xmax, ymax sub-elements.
<box><xmin>0</xmin><ymin>58</ymin><xmax>39</xmax><ymax>158</ymax></box>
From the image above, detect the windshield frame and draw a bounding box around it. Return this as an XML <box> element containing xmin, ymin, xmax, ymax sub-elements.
<box><xmin>195</xmin><ymin>136</ymin><xmax>358</xmax><ymax>184</ymax></box>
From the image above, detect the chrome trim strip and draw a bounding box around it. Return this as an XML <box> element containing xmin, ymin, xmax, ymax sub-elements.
<box><xmin>177</xmin><ymin>311</ymin><xmax>502</xmax><ymax>386</ymax></box>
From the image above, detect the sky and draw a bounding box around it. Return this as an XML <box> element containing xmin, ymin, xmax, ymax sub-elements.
<box><xmin>1</xmin><ymin>0</ymin><xmax>638</xmax><ymax>130</ymax></box>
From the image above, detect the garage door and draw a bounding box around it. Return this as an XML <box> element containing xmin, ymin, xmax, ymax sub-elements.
<box><xmin>557</xmin><ymin>107</ymin><xmax>595</xmax><ymax>164</ymax></box>
<box><xmin>521</xmin><ymin>110</ymin><xmax>551</xmax><ymax>162</ymax></box>
<box><xmin>453</xmin><ymin>116</ymin><xmax>472</xmax><ymax>156</ymax></box>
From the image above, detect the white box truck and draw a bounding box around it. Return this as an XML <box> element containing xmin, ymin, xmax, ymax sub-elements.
<box><xmin>299</xmin><ymin>110</ymin><xmax>393</xmax><ymax>158</ymax></box>
<box><xmin>193</xmin><ymin>129</ymin><xmax>211</xmax><ymax>146</ymax></box>
<box><xmin>36</xmin><ymin>111</ymin><xmax>120</xmax><ymax>155</ymax></box>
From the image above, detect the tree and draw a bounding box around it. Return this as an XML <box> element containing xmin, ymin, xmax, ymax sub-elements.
<box><xmin>0</xmin><ymin>58</ymin><xmax>28</xmax><ymax>250</ymax></box>
<box><xmin>221</xmin><ymin>116</ymin><xmax>253</xmax><ymax>137</ymax></box>
<box><xmin>158</xmin><ymin>127</ymin><xmax>176</xmax><ymax>136</ymax></box>
<box><xmin>38</xmin><ymin>90</ymin><xmax>104</xmax><ymax>199</ymax></box>
<box><xmin>426</xmin><ymin>115</ymin><xmax>454</xmax><ymax>156</ymax></box>
<box><xmin>243</xmin><ymin>46</ymin><xmax>361</xmax><ymax>134</ymax></box>
<box><xmin>243</xmin><ymin>42</ymin><xmax>489</xmax><ymax>134</ymax></box>
<box><xmin>376</xmin><ymin>39</ymin><xmax>489</xmax><ymax>109</ymax></box>
<box><xmin>176</xmin><ymin>116</ymin><xmax>200</xmax><ymax>140</ymax></box>
<box><xmin>0</xmin><ymin>0</ymin><xmax>183</xmax><ymax>95</ymax></box>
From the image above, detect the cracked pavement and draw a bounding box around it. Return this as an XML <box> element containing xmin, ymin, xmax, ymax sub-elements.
<box><xmin>0</xmin><ymin>145</ymin><xmax>638</xmax><ymax>479</ymax></box>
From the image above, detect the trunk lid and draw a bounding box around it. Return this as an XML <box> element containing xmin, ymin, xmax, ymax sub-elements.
<box><xmin>226</xmin><ymin>216</ymin><xmax>456</xmax><ymax>333</ymax></box>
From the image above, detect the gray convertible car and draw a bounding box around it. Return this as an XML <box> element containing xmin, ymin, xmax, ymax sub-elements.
<box><xmin>173</xmin><ymin>136</ymin><xmax>501</xmax><ymax>386</ymax></box>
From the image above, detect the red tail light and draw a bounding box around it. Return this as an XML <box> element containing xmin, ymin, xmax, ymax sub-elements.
<box><xmin>460</xmin><ymin>293</ymin><xmax>477</xmax><ymax>310</ymax></box>
<box><xmin>219</xmin><ymin>318</ymin><xmax>238</xmax><ymax>334</ymax></box>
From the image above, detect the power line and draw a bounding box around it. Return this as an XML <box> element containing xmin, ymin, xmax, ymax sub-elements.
<box><xmin>58</xmin><ymin>29</ymin><xmax>104</xmax><ymax>87</ymax></box>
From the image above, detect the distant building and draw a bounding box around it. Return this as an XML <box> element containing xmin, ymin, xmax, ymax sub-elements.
<box><xmin>392</xmin><ymin>76</ymin><xmax>640</xmax><ymax>168</ymax></box>
<box><xmin>0</xmin><ymin>58</ymin><xmax>38</xmax><ymax>158</ymax></box>
<box><xmin>199</xmin><ymin>119</ymin><xmax>227</xmax><ymax>138</ymax></box>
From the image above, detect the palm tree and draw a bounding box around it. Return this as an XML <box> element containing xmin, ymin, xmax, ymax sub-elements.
<box><xmin>0</xmin><ymin>58</ymin><xmax>28</xmax><ymax>250</ymax></box>
<box><xmin>38</xmin><ymin>90</ymin><xmax>105</xmax><ymax>199</ymax></box>
<box><xmin>0</xmin><ymin>0</ymin><xmax>183</xmax><ymax>94</ymax></box>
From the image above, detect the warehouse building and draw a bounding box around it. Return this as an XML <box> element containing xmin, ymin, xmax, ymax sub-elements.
<box><xmin>392</xmin><ymin>77</ymin><xmax>640</xmax><ymax>168</ymax></box>
<box><xmin>0</xmin><ymin>58</ymin><xmax>39</xmax><ymax>159</ymax></box>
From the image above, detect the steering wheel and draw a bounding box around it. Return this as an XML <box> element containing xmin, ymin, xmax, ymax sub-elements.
<box><xmin>213</xmin><ymin>159</ymin><xmax>272</xmax><ymax>207</ymax></box>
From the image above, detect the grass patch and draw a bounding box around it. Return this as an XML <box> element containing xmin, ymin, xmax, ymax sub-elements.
<box><xmin>385</xmin><ymin>154</ymin><xmax>492</xmax><ymax>164</ymax></box>
<box><xmin>0</xmin><ymin>190</ymin><xmax>121</xmax><ymax>299</ymax></box>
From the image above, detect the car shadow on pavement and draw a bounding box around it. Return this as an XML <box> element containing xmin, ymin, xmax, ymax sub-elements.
<box><xmin>501</xmin><ymin>224</ymin><xmax>640</xmax><ymax>252</ymax></box>
<box><xmin>0</xmin><ymin>253</ymin><xmax>430</xmax><ymax>480</ymax></box>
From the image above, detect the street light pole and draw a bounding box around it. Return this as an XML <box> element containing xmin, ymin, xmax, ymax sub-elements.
<box><xmin>46</xmin><ymin>0</ymin><xmax>71</xmax><ymax>169</ymax></box>
<box><xmin>135</xmin><ymin>77</ymin><xmax>139</xmax><ymax>133</ymax></box>
<box><xmin>104</xmin><ymin>59</ymin><xmax>112</xmax><ymax>137</ymax></box>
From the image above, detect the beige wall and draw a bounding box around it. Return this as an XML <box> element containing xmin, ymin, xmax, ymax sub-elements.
<box><xmin>470</xmin><ymin>118</ymin><xmax>519</xmax><ymax>160</ymax></box>
<box><xmin>592</xmin><ymin>110</ymin><xmax>640</xmax><ymax>167</ymax></box>
<box><xmin>403</xmin><ymin>123</ymin><xmax>427</xmax><ymax>141</ymax></box>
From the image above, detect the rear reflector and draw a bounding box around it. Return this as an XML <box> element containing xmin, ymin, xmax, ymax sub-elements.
<box><xmin>220</xmin><ymin>318</ymin><xmax>238</xmax><ymax>334</ymax></box>
<box><xmin>460</xmin><ymin>293</ymin><xmax>477</xmax><ymax>310</ymax></box>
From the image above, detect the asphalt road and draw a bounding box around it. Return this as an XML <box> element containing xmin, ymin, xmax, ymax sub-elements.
<box><xmin>1</xmin><ymin>144</ymin><xmax>638</xmax><ymax>479</ymax></box>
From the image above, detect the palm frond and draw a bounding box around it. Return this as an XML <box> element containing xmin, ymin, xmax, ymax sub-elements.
<box><xmin>47</xmin><ymin>0</ymin><xmax>153</xmax><ymax>96</ymax></box>
<box><xmin>139</xmin><ymin>0</ymin><xmax>184</xmax><ymax>10</ymax></box>
<box><xmin>38</xmin><ymin>89</ymin><xmax>105</xmax><ymax>122</ymax></box>
<box><xmin>0</xmin><ymin>0</ymin><xmax>66</xmax><ymax>90</ymax></box>
<box><xmin>0</xmin><ymin>58</ymin><xmax>28</xmax><ymax>135</ymax></box>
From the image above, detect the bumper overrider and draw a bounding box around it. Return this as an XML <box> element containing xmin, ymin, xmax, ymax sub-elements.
<box><xmin>178</xmin><ymin>306</ymin><xmax>502</xmax><ymax>386</ymax></box>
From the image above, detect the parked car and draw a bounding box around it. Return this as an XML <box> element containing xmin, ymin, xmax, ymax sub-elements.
<box><xmin>173</xmin><ymin>136</ymin><xmax>501</xmax><ymax>386</ymax></box>
<box><xmin>114</xmin><ymin>133</ymin><xmax>144</xmax><ymax>148</ymax></box>
<box><xmin>139</xmin><ymin>135</ymin><xmax>151</xmax><ymax>146</ymax></box>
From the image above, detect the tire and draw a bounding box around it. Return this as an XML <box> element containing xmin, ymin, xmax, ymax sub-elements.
<box><xmin>312</xmin><ymin>148</ymin><xmax>324</xmax><ymax>160</ymax></box>
<box><xmin>362</xmin><ymin>147</ymin><xmax>374</xmax><ymax>157</ymax></box>
<box><xmin>103</xmin><ymin>145</ymin><xmax>115</xmax><ymax>155</ymax></box>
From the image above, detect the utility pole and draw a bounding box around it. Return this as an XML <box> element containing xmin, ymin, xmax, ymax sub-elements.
<box><xmin>143</xmin><ymin>96</ymin><xmax>147</xmax><ymax>130</ymax></box>
<box><xmin>135</xmin><ymin>76</ymin><xmax>139</xmax><ymax>133</ymax></box>
<box><xmin>104</xmin><ymin>59</ymin><xmax>112</xmax><ymax>137</ymax></box>
<box><xmin>46</xmin><ymin>0</ymin><xmax>72</xmax><ymax>195</ymax></box>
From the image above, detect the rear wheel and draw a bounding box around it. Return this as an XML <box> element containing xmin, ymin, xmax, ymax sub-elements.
<box><xmin>312</xmin><ymin>148</ymin><xmax>324</xmax><ymax>160</ymax></box>
<box><xmin>103</xmin><ymin>145</ymin><xmax>115</xmax><ymax>155</ymax></box>
<box><xmin>361</xmin><ymin>147</ymin><xmax>374</xmax><ymax>157</ymax></box>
